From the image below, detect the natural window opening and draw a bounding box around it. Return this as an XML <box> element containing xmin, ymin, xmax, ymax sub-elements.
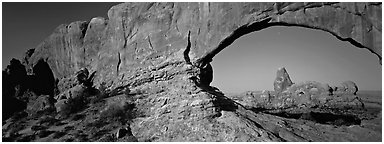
<box><xmin>211</xmin><ymin>26</ymin><xmax>382</xmax><ymax>94</ymax></box>
<box><xmin>210</xmin><ymin>26</ymin><xmax>381</xmax><ymax>126</ymax></box>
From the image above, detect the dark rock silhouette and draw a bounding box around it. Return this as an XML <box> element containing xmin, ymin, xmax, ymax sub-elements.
<box><xmin>116</xmin><ymin>126</ymin><xmax>135</xmax><ymax>139</ymax></box>
<box><xmin>199</xmin><ymin>63</ymin><xmax>213</xmax><ymax>86</ymax></box>
<box><xmin>26</xmin><ymin>95</ymin><xmax>54</xmax><ymax>116</ymax></box>
<box><xmin>117</xmin><ymin>126</ymin><xmax>138</xmax><ymax>142</ymax></box>
<box><xmin>333</xmin><ymin>81</ymin><xmax>359</xmax><ymax>95</ymax></box>
<box><xmin>54</xmin><ymin>68</ymin><xmax>96</xmax><ymax>116</ymax></box>
<box><xmin>341</xmin><ymin>81</ymin><xmax>359</xmax><ymax>95</ymax></box>
<box><xmin>32</xmin><ymin>59</ymin><xmax>55</xmax><ymax>96</ymax></box>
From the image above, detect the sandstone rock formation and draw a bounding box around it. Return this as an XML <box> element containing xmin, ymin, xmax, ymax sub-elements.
<box><xmin>76</xmin><ymin>68</ymin><xmax>89</xmax><ymax>85</ymax></box>
<box><xmin>20</xmin><ymin>2</ymin><xmax>381</xmax><ymax>91</ymax></box>
<box><xmin>2</xmin><ymin>2</ymin><xmax>381</xmax><ymax>142</ymax></box>
<box><xmin>273</xmin><ymin>67</ymin><xmax>293</xmax><ymax>93</ymax></box>
<box><xmin>26</xmin><ymin>95</ymin><xmax>54</xmax><ymax>116</ymax></box>
<box><xmin>54</xmin><ymin>68</ymin><xmax>97</xmax><ymax>115</ymax></box>
<box><xmin>235</xmin><ymin>68</ymin><xmax>363</xmax><ymax>114</ymax></box>
<box><xmin>21</xmin><ymin>48</ymin><xmax>35</xmax><ymax>74</ymax></box>
<box><xmin>340</xmin><ymin>81</ymin><xmax>359</xmax><ymax>95</ymax></box>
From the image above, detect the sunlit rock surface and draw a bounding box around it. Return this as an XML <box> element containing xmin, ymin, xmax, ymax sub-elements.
<box><xmin>22</xmin><ymin>2</ymin><xmax>381</xmax><ymax>87</ymax></box>
<box><xmin>273</xmin><ymin>67</ymin><xmax>293</xmax><ymax>93</ymax></box>
<box><xmin>2</xmin><ymin>2</ymin><xmax>381</xmax><ymax>142</ymax></box>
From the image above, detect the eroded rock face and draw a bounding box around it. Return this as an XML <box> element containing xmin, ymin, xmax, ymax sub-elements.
<box><xmin>235</xmin><ymin>68</ymin><xmax>363</xmax><ymax>111</ymax></box>
<box><xmin>5</xmin><ymin>59</ymin><xmax>27</xmax><ymax>85</ymax></box>
<box><xmin>22</xmin><ymin>2</ymin><xmax>381</xmax><ymax>90</ymax></box>
<box><xmin>21</xmin><ymin>48</ymin><xmax>35</xmax><ymax>74</ymax></box>
<box><xmin>273</xmin><ymin>67</ymin><xmax>293</xmax><ymax>93</ymax></box>
<box><xmin>26</xmin><ymin>95</ymin><xmax>54</xmax><ymax>116</ymax></box>
<box><xmin>32</xmin><ymin>59</ymin><xmax>55</xmax><ymax>96</ymax></box>
<box><xmin>340</xmin><ymin>81</ymin><xmax>359</xmax><ymax>95</ymax></box>
<box><xmin>3</xmin><ymin>2</ymin><xmax>381</xmax><ymax>142</ymax></box>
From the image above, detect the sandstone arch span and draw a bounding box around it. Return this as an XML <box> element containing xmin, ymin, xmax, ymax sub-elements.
<box><xmin>185</xmin><ymin>2</ymin><xmax>382</xmax><ymax>67</ymax></box>
<box><xmin>196</xmin><ymin>20</ymin><xmax>382</xmax><ymax>67</ymax></box>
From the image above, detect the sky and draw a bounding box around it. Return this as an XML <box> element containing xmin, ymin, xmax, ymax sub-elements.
<box><xmin>2</xmin><ymin>3</ymin><xmax>382</xmax><ymax>93</ymax></box>
<box><xmin>211</xmin><ymin>26</ymin><xmax>382</xmax><ymax>93</ymax></box>
<box><xmin>2</xmin><ymin>2</ymin><xmax>121</xmax><ymax>69</ymax></box>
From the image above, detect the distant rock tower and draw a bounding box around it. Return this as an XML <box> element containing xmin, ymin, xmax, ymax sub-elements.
<box><xmin>273</xmin><ymin>67</ymin><xmax>293</xmax><ymax>93</ymax></box>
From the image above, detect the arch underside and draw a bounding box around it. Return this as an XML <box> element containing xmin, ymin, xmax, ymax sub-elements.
<box><xmin>195</xmin><ymin>3</ymin><xmax>382</xmax><ymax>67</ymax></box>
<box><xmin>196</xmin><ymin>18</ymin><xmax>382</xmax><ymax>67</ymax></box>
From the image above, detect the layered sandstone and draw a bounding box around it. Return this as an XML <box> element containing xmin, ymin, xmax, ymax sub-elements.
<box><xmin>3</xmin><ymin>2</ymin><xmax>381</xmax><ymax>142</ymax></box>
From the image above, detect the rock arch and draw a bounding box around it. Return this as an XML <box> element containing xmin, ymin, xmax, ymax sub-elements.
<box><xmin>192</xmin><ymin>2</ymin><xmax>381</xmax><ymax>67</ymax></box>
<box><xmin>24</xmin><ymin>2</ymin><xmax>381</xmax><ymax>89</ymax></box>
<box><xmin>7</xmin><ymin>3</ymin><xmax>382</xmax><ymax>141</ymax></box>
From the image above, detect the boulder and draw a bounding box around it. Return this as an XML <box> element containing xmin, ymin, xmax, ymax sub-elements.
<box><xmin>57</xmin><ymin>76</ymin><xmax>78</xmax><ymax>94</ymax></box>
<box><xmin>54</xmin><ymin>94</ymin><xmax>86</xmax><ymax>117</ymax></box>
<box><xmin>57</xmin><ymin>68</ymin><xmax>94</xmax><ymax>93</ymax></box>
<box><xmin>340</xmin><ymin>81</ymin><xmax>358</xmax><ymax>95</ymax></box>
<box><xmin>21</xmin><ymin>2</ymin><xmax>379</xmax><ymax>90</ymax></box>
<box><xmin>54</xmin><ymin>99</ymin><xmax>68</xmax><ymax>114</ymax></box>
<box><xmin>54</xmin><ymin>84</ymin><xmax>88</xmax><ymax>101</ymax></box>
<box><xmin>26</xmin><ymin>95</ymin><xmax>54</xmax><ymax>116</ymax></box>
<box><xmin>273</xmin><ymin>67</ymin><xmax>293</xmax><ymax>93</ymax></box>
<box><xmin>54</xmin><ymin>84</ymin><xmax>90</xmax><ymax>114</ymax></box>
<box><xmin>53</xmin><ymin>68</ymin><xmax>98</xmax><ymax>116</ymax></box>
<box><xmin>76</xmin><ymin>68</ymin><xmax>89</xmax><ymax>85</ymax></box>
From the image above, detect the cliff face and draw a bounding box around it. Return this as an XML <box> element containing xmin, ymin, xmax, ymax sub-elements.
<box><xmin>25</xmin><ymin>2</ymin><xmax>381</xmax><ymax>89</ymax></box>
<box><xmin>4</xmin><ymin>2</ymin><xmax>382</xmax><ymax>142</ymax></box>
